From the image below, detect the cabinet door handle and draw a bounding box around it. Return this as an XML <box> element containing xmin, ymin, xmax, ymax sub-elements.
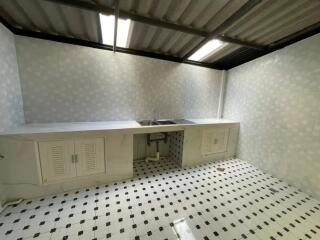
<box><xmin>71</xmin><ymin>154</ymin><xmax>79</xmax><ymax>163</ymax></box>
<box><xmin>72</xmin><ymin>154</ymin><xmax>78</xmax><ymax>163</ymax></box>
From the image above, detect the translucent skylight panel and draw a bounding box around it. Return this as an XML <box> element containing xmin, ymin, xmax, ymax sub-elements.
<box><xmin>188</xmin><ymin>39</ymin><xmax>223</xmax><ymax>61</ymax></box>
<box><xmin>99</xmin><ymin>14</ymin><xmax>131</xmax><ymax>48</ymax></box>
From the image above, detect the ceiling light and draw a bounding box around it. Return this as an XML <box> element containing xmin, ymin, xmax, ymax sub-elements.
<box><xmin>99</xmin><ymin>13</ymin><xmax>131</xmax><ymax>48</ymax></box>
<box><xmin>188</xmin><ymin>39</ymin><xmax>223</xmax><ymax>62</ymax></box>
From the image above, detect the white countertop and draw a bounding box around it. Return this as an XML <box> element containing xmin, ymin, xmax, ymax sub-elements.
<box><xmin>0</xmin><ymin>119</ymin><xmax>239</xmax><ymax>136</ymax></box>
<box><xmin>187</xmin><ymin>118</ymin><xmax>238</xmax><ymax>124</ymax></box>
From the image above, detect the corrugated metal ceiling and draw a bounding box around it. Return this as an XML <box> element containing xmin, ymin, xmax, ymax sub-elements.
<box><xmin>112</xmin><ymin>0</ymin><xmax>248</xmax><ymax>32</ymax></box>
<box><xmin>0</xmin><ymin>0</ymin><xmax>320</xmax><ymax>69</ymax></box>
<box><xmin>225</xmin><ymin>0</ymin><xmax>320</xmax><ymax>45</ymax></box>
<box><xmin>0</xmin><ymin>0</ymin><xmax>101</xmax><ymax>42</ymax></box>
<box><xmin>128</xmin><ymin>21</ymin><xmax>206</xmax><ymax>57</ymax></box>
<box><xmin>95</xmin><ymin>0</ymin><xmax>248</xmax><ymax>57</ymax></box>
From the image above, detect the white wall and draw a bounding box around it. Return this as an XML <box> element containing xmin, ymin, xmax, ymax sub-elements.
<box><xmin>224</xmin><ymin>33</ymin><xmax>320</xmax><ymax>200</ymax></box>
<box><xmin>15</xmin><ymin>36</ymin><xmax>223</xmax><ymax>123</ymax></box>
<box><xmin>0</xmin><ymin>24</ymin><xmax>24</xmax><ymax>131</ymax></box>
<box><xmin>0</xmin><ymin>23</ymin><xmax>25</xmax><ymax>207</ymax></box>
<box><xmin>5</xmin><ymin>24</ymin><xmax>320</xmax><ymax>202</ymax></box>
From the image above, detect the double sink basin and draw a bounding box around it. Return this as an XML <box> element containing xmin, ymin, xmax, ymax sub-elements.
<box><xmin>137</xmin><ymin>119</ymin><xmax>194</xmax><ymax>126</ymax></box>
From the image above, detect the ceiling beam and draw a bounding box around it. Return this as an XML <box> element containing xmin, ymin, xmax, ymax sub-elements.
<box><xmin>43</xmin><ymin>0</ymin><xmax>267</xmax><ymax>51</ymax></box>
<box><xmin>96</xmin><ymin>12</ymin><xmax>103</xmax><ymax>43</ymax></box>
<box><xmin>44</xmin><ymin>0</ymin><xmax>208</xmax><ymax>36</ymax></box>
<box><xmin>113</xmin><ymin>0</ymin><xmax>119</xmax><ymax>52</ymax></box>
<box><xmin>217</xmin><ymin>35</ymin><xmax>268</xmax><ymax>51</ymax></box>
<box><xmin>3</xmin><ymin>11</ymin><xmax>320</xmax><ymax>71</ymax></box>
<box><xmin>182</xmin><ymin>0</ymin><xmax>263</xmax><ymax>60</ymax></box>
<box><xmin>0</xmin><ymin>14</ymin><xmax>15</xmax><ymax>32</ymax></box>
<box><xmin>11</xmin><ymin>27</ymin><xmax>223</xmax><ymax>70</ymax></box>
<box><xmin>269</xmin><ymin>21</ymin><xmax>320</xmax><ymax>51</ymax></box>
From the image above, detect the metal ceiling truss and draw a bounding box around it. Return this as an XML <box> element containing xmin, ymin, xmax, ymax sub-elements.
<box><xmin>269</xmin><ymin>21</ymin><xmax>320</xmax><ymax>51</ymax></box>
<box><xmin>0</xmin><ymin>5</ymin><xmax>221</xmax><ymax>69</ymax></box>
<box><xmin>5</xmin><ymin>20</ymin><xmax>223</xmax><ymax>70</ymax></box>
<box><xmin>44</xmin><ymin>0</ymin><xmax>267</xmax><ymax>51</ymax></box>
<box><xmin>113</xmin><ymin>0</ymin><xmax>119</xmax><ymax>52</ymax></box>
<box><xmin>182</xmin><ymin>0</ymin><xmax>264</xmax><ymax>60</ymax></box>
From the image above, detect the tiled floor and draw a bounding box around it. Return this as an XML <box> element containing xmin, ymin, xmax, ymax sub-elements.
<box><xmin>0</xmin><ymin>159</ymin><xmax>319</xmax><ymax>240</ymax></box>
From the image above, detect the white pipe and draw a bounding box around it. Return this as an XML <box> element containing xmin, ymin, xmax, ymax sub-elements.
<box><xmin>217</xmin><ymin>70</ymin><xmax>227</xmax><ymax>119</ymax></box>
<box><xmin>0</xmin><ymin>198</ymin><xmax>23</xmax><ymax>214</ymax></box>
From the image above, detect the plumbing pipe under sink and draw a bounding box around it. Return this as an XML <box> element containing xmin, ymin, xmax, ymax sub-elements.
<box><xmin>145</xmin><ymin>132</ymin><xmax>168</xmax><ymax>162</ymax></box>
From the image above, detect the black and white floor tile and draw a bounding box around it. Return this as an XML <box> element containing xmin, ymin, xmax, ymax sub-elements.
<box><xmin>1</xmin><ymin>159</ymin><xmax>320</xmax><ymax>240</ymax></box>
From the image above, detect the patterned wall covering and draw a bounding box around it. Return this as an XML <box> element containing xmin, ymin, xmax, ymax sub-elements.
<box><xmin>169</xmin><ymin>131</ymin><xmax>184</xmax><ymax>165</ymax></box>
<box><xmin>223</xmin><ymin>33</ymin><xmax>320</xmax><ymax>200</ymax></box>
<box><xmin>0</xmin><ymin>23</ymin><xmax>24</xmax><ymax>206</ymax></box>
<box><xmin>15</xmin><ymin>36</ymin><xmax>222</xmax><ymax>123</ymax></box>
<box><xmin>0</xmin><ymin>24</ymin><xmax>24</xmax><ymax>131</ymax></box>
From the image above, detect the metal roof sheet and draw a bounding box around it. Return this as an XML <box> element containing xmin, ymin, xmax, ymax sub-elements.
<box><xmin>1</xmin><ymin>0</ymin><xmax>320</xmax><ymax>69</ymax></box>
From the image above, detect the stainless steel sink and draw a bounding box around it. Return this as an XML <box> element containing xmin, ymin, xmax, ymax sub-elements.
<box><xmin>137</xmin><ymin>120</ymin><xmax>159</xmax><ymax>126</ymax></box>
<box><xmin>138</xmin><ymin>120</ymin><xmax>176</xmax><ymax>126</ymax></box>
<box><xmin>155</xmin><ymin>120</ymin><xmax>176</xmax><ymax>125</ymax></box>
<box><xmin>137</xmin><ymin>119</ymin><xmax>194</xmax><ymax>126</ymax></box>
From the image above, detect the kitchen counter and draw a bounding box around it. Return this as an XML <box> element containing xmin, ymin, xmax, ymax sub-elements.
<box><xmin>0</xmin><ymin>118</ymin><xmax>239</xmax><ymax>136</ymax></box>
<box><xmin>0</xmin><ymin>118</ymin><xmax>239</xmax><ymax>200</ymax></box>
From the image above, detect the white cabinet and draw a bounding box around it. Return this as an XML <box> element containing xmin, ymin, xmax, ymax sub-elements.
<box><xmin>75</xmin><ymin>138</ymin><xmax>105</xmax><ymax>176</ymax></box>
<box><xmin>39</xmin><ymin>138</ymin><xmax>105</xmax><ymax>183</ymax></box>
<box><xmin>39</xmin><ymin>140</ymin><xmax>76</xmax><ymax>182</ymax></box>
<box><xmin>201</xmin><ymin>128</ymin><xmax>229</xmax><ymax>155</ymax></box>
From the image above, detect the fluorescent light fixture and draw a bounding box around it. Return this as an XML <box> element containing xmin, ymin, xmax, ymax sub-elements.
<box><xmin>99</xmin><ymin>13</ymin><xmax>131</xmax><ymax>48</ymax></box>
<box><xmin>188</xmin><ymin>39</ymin><xmax>223</xmax><ymax>61</ymax></box>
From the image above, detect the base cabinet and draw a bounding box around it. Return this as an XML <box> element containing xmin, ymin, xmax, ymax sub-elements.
<box><xmin>201</xmin><ymin>128</ymin><xmax>229</xmax><ymax>155</ymax></box>
<box><xmin>182</xmin><ymin>124</ymin><xmax>239</xmax><ymax>167</ymax></box>
<box><xmin>75</xmin><ymin>138</ymin><xmax>105</xmax><ymax>177</ymax></box>
<box><xmin>39</xmin><ymin>140</ymin><xmax>76</xmax><ymax>183</ymax></box>
<box><xmin>39</xmin><ymin>138</ymin><xmax>105</xmax><ymax>183</ymax></box>
<box><xmin>0</xmin><ymin>123</ymin><xmax>238</xmax><ymax>201</ymax></box>
<box><xmin>0</xmin><ymin>133</ymin><xmax>132</xmax><ymax>201</ymax></box>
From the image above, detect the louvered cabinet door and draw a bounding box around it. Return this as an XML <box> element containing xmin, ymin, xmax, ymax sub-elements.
<box><xmin>201</xmin><ymin>128</ymin><xmax>229</xmax><ymax>155</ymax></box>
<box><xmin>39</xmin><ymin>141</ymin><xmax>76</xmax><ymax>183</ymax></box>
<box><xmin>75</xmin><ymin>138</ymin><xmax>105</xmax><ymax>177</ymax></box>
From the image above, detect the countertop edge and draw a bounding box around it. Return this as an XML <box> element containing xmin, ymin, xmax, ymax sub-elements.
<box><xmin>0</xmin><ymin>119</ymin><xmax>240</xmax><ymax>136</ymax></box>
